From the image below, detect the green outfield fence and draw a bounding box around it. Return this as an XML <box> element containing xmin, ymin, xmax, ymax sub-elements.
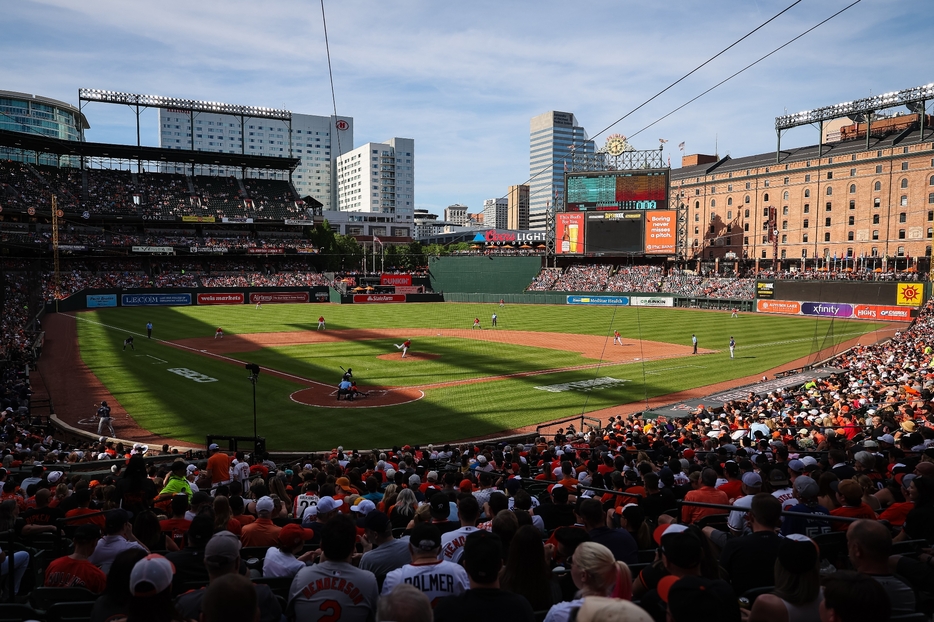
<box><xmin>428</xmin><ymin>255</ymin><xmax>544</xmax><ymax>294</ymax></box>
<box><xmin>442</xmin><ymin>291</ymin><xmax>755</xmax><ymax>310</ymax></box>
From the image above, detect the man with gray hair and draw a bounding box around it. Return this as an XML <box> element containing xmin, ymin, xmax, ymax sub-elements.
<box><xmin>377</xmin><ymin>583</ymin><xmax>431</xmax><ymax>622</ymax></box>
<box><xmin>780</xmin><ymin>475</ymin><xmax>831</xmax><ymax>537</ymax></box>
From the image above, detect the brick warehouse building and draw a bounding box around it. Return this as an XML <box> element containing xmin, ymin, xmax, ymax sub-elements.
<box><xmin>670</xmin><ymin>115</ymin><xmax>934</xmax><ymax>271</ymax></box>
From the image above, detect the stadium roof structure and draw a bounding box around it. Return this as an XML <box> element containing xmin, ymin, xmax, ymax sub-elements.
<box><xmin>0</xmin><ymin>129</ymin><xmax>300</xmax><ymax>171</ymax></box>
<box><xmin>78</xmin><ymin>89</ymin><xmax>291</xmax><ymax>121</ymax></box>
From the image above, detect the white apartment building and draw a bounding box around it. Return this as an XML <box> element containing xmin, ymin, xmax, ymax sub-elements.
<box><xmin>413</xmin><ymin>208</ymin><xmax>442</xmax><ymax>239</ymax></box>
<box><xmin>444</xmin><ymin>204</ymin><xmax>468</xmax><ymax>225</ymax></box>
<box><xmin>157</xmin><ymin>109</ymin><xmax>353</xmax><ymax>210</ymax></box>
<box><xmin>336</xmin><ymin>138</ymin><xmax>414</xmax><ymax>224</ymax></box>
<box><xmin>483</xmin><ymin>198</ymin><xmax>508</xmax><ymax>230</ymax></box>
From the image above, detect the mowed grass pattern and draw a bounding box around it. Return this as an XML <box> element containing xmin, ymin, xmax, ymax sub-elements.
<box><xmin>73</xmin><ymin>303</ymin><xmax>889</xmax><ymax>449</ymax></box>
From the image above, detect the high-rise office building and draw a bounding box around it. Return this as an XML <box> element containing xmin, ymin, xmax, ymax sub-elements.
<box><xmin>507</xmin><ymin>185</ymin><xmax>530</xmax><ymax>231</ymax></box>
<box><xmin>445</xmin><ymin>204</ymin><xmax>468</xmax><ymax>226</ymax></box>
<box><xmin>157</xmin><ymin>109</ymin><xmax>352</xmax><ymax>210</ymax></box>
<box><xmin>0</xmin><ymin>90</ymin><xmax>88</xmax><ymax>166</ymax></box>
<box><xmin>529</xmin><ymin>111</ymin><xmax>594</xmax><ymax>230</ymax></box>
<box><xmin>482</xmin><ymin>198</ymin><xmax>508</xmax><ymax>229</ymax></box>
<box><xmin>336</xmin><ymin>138</ymin><xmax>414</xmax><ymax>221</ymax></box>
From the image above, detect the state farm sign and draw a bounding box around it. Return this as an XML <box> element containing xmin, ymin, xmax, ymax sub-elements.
<box><xmin>249</xmin><ymin>292</ymin><xmax>310</xmax><ymax>304</ymax></box>
<box><xmin>380</xmin><ymin>274</ymin><xmax>412</xmax><ymax>286</ymax></box>
<box><xmin>353</xmin><ymin>294</ymin><xmax>406</xmax><ymax>303</ymax></box>
<box><xmin>197</xmin><ymin>293</ymin><xmax>244</xmax><ymax>305</ymax></box>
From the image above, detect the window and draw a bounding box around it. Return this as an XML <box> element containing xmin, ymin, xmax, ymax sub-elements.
<box><xmin>710</xmin><ymin>225</ymin><xmax>716</xmax><ymax>234</ymax></box>
<box><xmin>803</xmin><ymin>219</ymin><xmax>809</xmax><ymax>229</ymax></box>
<box><xmin>782</xmin><ymin>220</ymin><xmax>788</xmax><ymax>230</ymax></box>
<box><xmin>763</xmin><ymin>193</ymin><xmax>769</xmax><ymax>201</ymax></box>
<box><xmin>874</xmin><ymin>198</ymin><xmax>881</xmax><ymax>208</ymax></box>
<box><xmin>899</xmin><ymin>229</ymin><xmax>906</xmax><ymax>239</ymax></box>
<box><xmin>848</xmin><ymin>216</ymin><xmax>855</xmax><ymax>225</ymax></box>
<box><xmin>901</xmin><ymin>196</ymin><xmax>908</xmax><ymax>207</ymax></box>
<box><xmin>901</xmin><ymin>178</ymin><xmax>909</xmax><ymax>189</ymax></box>
<box><xmin>872</xmin><ymin>230</ymin><xmax>879</xmax><ymax>240</ymax></box>
<box><xmin>849</xmin><ymin>200</ymin><xmax>855</xmax><ymax>210</ymax></box>
<box><xmin>695</xmin><ymin>201</ymin><xmax>700</xmax><ymax>209</ymax></box>
<box><xmin>876</xmin><ymin>165</ymin><xmax>883</xmax><ymax>174</ymax></box>
<box><xmin>826</xmin><ymin>202</ymin><xmax>833</xmax><ymax>212</ymax></box>
<box><xmin>930</xmin><ymin>175</ymin><xmax>934</xmax><ymax>185</ymax></box>
<box><xmin>874</xmin><ymin>181</ymin><xmax>882</xmax><ymax>191</ymax></box>
<box><xmin>711</xmin><ymin>199</ymin><xmax>716</xmax><ymax>207</ymax></box>
<box><xmin>824</xmin><ymin>232</ymin><xmax>831</xmax><ymax>242</ymax></box>
<box><xmin>783</xmin><ymin>206</ymin><xmax>789</xmax><ymax>215</ymax></box>
<box><xmin>711</xmin><ymin>187</ymin><xmax>717</xmax><ymax>194</ymax></box>
<box><xmin>928</xmin><ymin>227</ymin><xmax>933</xmax><ymax>239</ymax></box>
<box><xmin>929</xmin><ymin>193</ymin><xmax>934</xmax><ymax>204</ymax></box>
<box><xmin>694</xmin><ymin>213</ymin><xmax>699</xmax><ymax>221</ymax></box>
<box><xmin>727</xmin><ymin>210</ymin><xmax>732</xmax><ymax>219</ymax></box>
<box><xmin>804</xmin><ymin>189</ymin><xmax>811</xmax><ymax>198</ymax></box>
<box><xmin>744</xmin><ymin>236</ymin><xmax>749</xmax><ymax>245</ymax></box>
<box><xmin>802</xmin><ymin>249</ymin><xmax>808</xmax><ymax>258</ymax></box>
<box><xmin>826</xmin><ymin>186</ymin><xmax>833</xmax><ymax>196</ymax></box>
<box><xmin>849</xmin><ymin>184</ymin><xmax>856</xmax><ymax>194</ymax></box>
<box><xmin>827</xmin><ymin>172</ymin><xmax>833</xmax><ymax>179</ymax></box>
<box><xmin>783</xmin><ymin>177</ymin><xmax>789</xmax><ymax>184</ymax></box>
<box><xmin>897</xmin><ymin>246</ymin><xmax>905</xmax><ymax>256</ymax></box>
<box><xmin>694</xmin><ymin>227</ymin><xmax>699</xmax><ymax>234</ymax></box>
<box><xmin>745</xmin><ymin>182</ymin><xmax>751</xmax><ymax>190</ymax></box>
<box><xmin>744</xmin><ymin>209</ymin><xmax>750</xmax><ymax>217</ymax></box>
<box><xmin>873</xmin><ymin>214</ymin><xmax>880</xmax><ymax>224</ymax></box>
<box><xmin>781</xmin><ymin>234</ymin><xmax>787</xmax><ymax>243</ymax></box>
<box><xmin>850</xmin><ymin>168</ymin><xmax>857</xmax><ymax>177</ymax></box>
<box><xmin>805</xmin><ymin>174</ymin><xmax>811</xmax><ymax>182</ymax></box>
<box><xmin>902</xmin><ymin>162</ymin><xmax>909</xmax><ymax>170</ymax></box>
<box><xmin>871</xmin><ymin>247</ymin><xmax>878</xmax><ymax>257</ymax></box>
<box><xmin>847</xmin><ymin>231</ymin><xmax>854</xmax><ymax>241</ymax></box>
<box><xmin>783</xmin><ymin>191</ymin><xmax>789</xmax><ymax>200</ymax></box>
<box><xmin>900</xmin><ymin>212</ymin><xmax>907</xmax><ymax>223</ymax></box>
<box><xmin>762</xmin><ymin>236</ymin><xmax>768</xmax><ymax>244</ymax></box>
<box><xmin>802</xmin><ymin>233</ymin><xmax>809</xmax><ymax>243</ymax></box>
<box><xmin>763</xmin><ymin>208</ymin><xmax>769</xmax><ymax>217</ymax></box>
<box><xmin>744</xmin><ymin>223</ymin><xmax>749</xmax><ymax>232</ymax></box>
<box><xmin>728</xmin><ymin>184</ymin><xmax>733</xmax><ymax>191</ymax></box>
<box><xmin>825</xmin><ymin>217</ymin><xmax>832</xmax><ymax>227</ymax></box>
<box><xmin>929</xmin><ymin>210</ymin><xmax>933</xmax><ymax>222</ymax></box>
<box><xmin>804</xmin><ymin>204</ymin><xmax>810</xmax><ymax>214</ymax></box>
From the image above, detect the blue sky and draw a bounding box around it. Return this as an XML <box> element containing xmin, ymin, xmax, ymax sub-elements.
<box><xmin>2</xmin><ymin>0</ymin><xmax>931</xmax><ymax>216</ymax></box>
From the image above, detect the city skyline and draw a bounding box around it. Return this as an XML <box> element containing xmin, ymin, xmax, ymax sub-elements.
<box><xmin>2</xmin><ymin>0</ymin><xmax>932</xmax><ymax>217</ymax></box>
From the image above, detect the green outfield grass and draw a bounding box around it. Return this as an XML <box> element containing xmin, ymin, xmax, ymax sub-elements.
<box><xmin>72</xmin><ymin>303</ymin><xmax>890</xmax><ymax>449</ymax></box>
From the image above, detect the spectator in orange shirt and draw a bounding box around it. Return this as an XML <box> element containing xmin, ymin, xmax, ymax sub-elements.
<box><xmin>681</xmin><ymin>469</ymin><xmax>730</xmax><ymax>525</ymax></box>
<box><xmin>829</xmin><ymin>480</ymin><xmax>877</xmax><ymax>531</ymax></box>
<box><xmin>716</xmin><ymin>462</ymin><xmax>744</xmax><ymax>502</ymax></box>
<box><xmin>557</xmin><ymin>461</ymin><xmax>579</xmax><ymax>491</ymax></box>
<box><xmin>205</xmin><ymin>443</ymin><xmax>231</xmax><ymax>488</ymax></box>
<box><xmin>64</xmin><ymin>489</ymin><xmax>106</xmax><ymax>529</ymax></box>
<box><xmin>240</xmin><ymin>496</ymin><xmax>281</xmax><ymax>547</ymax></box>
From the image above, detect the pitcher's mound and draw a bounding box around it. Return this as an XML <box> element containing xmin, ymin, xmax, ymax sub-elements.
<box><xmin>375</xmin><ymin>352</ymin><xmax>440</xmax><ymax>361</ymax></box>
<box><xmin>291</xmin><ymin>386</ymin><xmax>423</xmax><ymax>408</ymax></box>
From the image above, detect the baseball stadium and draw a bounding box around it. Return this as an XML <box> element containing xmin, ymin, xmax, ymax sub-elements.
<box><xmin>0</xmin><ymin>81</ymin><xmax>932</xmax><ymax>618</ymax></box>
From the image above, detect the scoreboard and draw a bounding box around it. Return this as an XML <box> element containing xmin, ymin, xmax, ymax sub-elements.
<box><xmin>566</xmin><ymin>169</ymin><xmax>669</xmax><ymax>211</ymax></box>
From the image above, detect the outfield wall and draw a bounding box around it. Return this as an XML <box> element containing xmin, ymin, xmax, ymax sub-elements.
<box><xmin>428</xmin><ymin>256</ymin><xmax>543</xmax><ymax>294</ymax></box>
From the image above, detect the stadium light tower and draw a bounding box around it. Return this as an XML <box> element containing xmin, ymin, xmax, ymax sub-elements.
<box><xmin>245</xmin><ymin>363</ymin><xmax>260</xmax><ymax>463</ymax></box>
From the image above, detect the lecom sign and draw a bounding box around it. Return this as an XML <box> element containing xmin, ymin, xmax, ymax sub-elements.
<box><xmin>353</xmin><ymin>294</ymin><xmax>406</xmax><ymax>303</ymax></box>
<box><xmin>249</xmin><ymin>292</ymin><xmax>310</xmax><ymax>304</ymax></box>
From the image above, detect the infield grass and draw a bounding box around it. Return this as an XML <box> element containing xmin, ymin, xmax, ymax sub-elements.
<box><xmin>72</xmin><ymin>303</ymin><xmax>890</xmax><ymax>449</ymax></box>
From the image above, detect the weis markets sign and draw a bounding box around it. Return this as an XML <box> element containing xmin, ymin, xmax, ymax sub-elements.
<box><xmin>353</xmin><ymin>294</ymin><xmax>406</xmax><ymax>303</ymax></box>
<box><xmin>197</xmin><ymin>293</ymin><xmax>244</xmax><ymax>305</ymax></box>
<box><xmin>122</xmin><ymin>293</ymin><xmax>192</xmax><ymax>307</ymax></box>
<box><xmin>381</xmin><ymin>274</ymin><xmax>412</xmax><ymax>286</ymax></box>
<box><xmin>249</xmin><ymin>292</ymin><xmax>309</xmax><ymax>304</ymax></box>
<box><xmin>535</xmin><ymin>377</ymin><xmax>630</xmax><ymax>393</ymax></box>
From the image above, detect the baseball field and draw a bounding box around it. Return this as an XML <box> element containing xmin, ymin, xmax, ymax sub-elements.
<box><xmin>48</xmin><ymin>303</ymin><xmax>892</xmax><ymax>450</ymax></box>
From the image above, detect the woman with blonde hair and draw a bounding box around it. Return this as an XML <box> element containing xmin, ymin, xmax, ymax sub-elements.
<box><xmin>379</xmin><ymin>484</ymin><xmax>398</xmax><ymax>513</ymax></box>
<box><xmin>543</xmin><ymin>541</ymin><xmax>632</xmax><ymax>622</ymax></box>
<box><xmin>268</xmin><ymin>476</ymin><xmax>292</xmax><ymax>511</ymax></box>
<box><xmin>388</xmin><ymin>488</ymin><xmax>417</xmax><ymax>531</ymax></box>
<box><xmin>213</xmin><ymin>495</ymin><xmax>241</xmax><ymax>535</ymax></box>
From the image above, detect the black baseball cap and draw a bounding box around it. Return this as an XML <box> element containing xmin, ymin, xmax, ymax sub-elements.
<box><xmin>463</xmin><ymin>531</ymin><xmax>502</xmax><ymax>584</ymax></box>
<box><xmin>409</xmin><ymin>523</ymin><xmax>442</xmax><ymax>552</ymax></box>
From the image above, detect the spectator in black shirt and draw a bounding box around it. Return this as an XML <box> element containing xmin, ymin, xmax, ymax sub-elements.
<box><xmin>718</xmin><ymin>493</ymin><xmax>783</xmax><ymax>596</ymax></box>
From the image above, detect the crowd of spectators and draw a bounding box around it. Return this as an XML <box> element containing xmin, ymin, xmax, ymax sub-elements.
<box><xmin>550</xmin><ymin>265</ymin><xmax>612</xmax><ymax>292</ymax></box>
<box><xmin>0</xmin><ymin>299</ymin><xmax>931</xmax><ymax>619</ymax></box>
<box><xmin>529</xmin><ymin>265</ymin><xmax>758</xmax><ymax>299</ymax></box>
<box><xmin>753</xmin><ymin>268</ymin><xmax>923</xmax><ymax>282</ymax></box>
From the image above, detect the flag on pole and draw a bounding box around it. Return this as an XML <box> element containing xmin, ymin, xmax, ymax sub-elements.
<box><xmin>659</xmin><ymin>138</ymin><xmax>669</xmax><ymax>144</ymax></box>
<box><xmin>373</xmin><ymin>235</ymin><xmax>382</xmax><ymax>247</ymax></box>
<box><xmin>563</xmin><ymin>160</ymin><xmax>567</xmax><ymax>173</ymax></box>
<box><xmin>678</xmin><ymin>141</ymin><xmax>685</xmax><ymax>151</ymax></box>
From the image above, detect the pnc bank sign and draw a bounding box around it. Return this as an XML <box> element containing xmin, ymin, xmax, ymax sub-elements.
<box><xmin>473</xmin><ymin>229</ymin><xmax>547</xmax><ymax>245</ymax></box>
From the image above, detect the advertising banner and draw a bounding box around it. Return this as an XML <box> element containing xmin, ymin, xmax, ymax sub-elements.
<box><xmin>131</xmin><ymin>246</ymin><xmax>174</xmax><ymax>254</ymax></box>
<box><xmin>86</xmin><ymin>294</ymin><xmax>117</xmax><ymax>308</ymax></box>
<box><xmin>801</xmin><ymin>302</ymin><xmax>853</xmax><ymax>318</ymax></box>
<box><xmin>121</xmin><ymin>293</ymin><xmax>192</xmax><ymax>307</ymax></box>
<box><xmin>58</xmin><ymin>244</ymin><xmax>88</xmax><ymax>251</ymax></box>
<box><xmin>296</xmin><ymin>247</ymin><xmax>318</xmax><ymax>254</ymax></box>
<box><xmin>556</xmin><ymin>213</ymin><xmax>585</xmax><ymax>255</ymax></box>
<box><xmin>197</xmin><ymin>293</ymin><xmax>244</xmax><ymax>305</ymax></box>
<box><xmin>353</xmin><ymin>294</ymin><xmax>406</xmax><ymax>303</ymax></box>
<box><xmin>567</xmin><ymin>295</ymin><xmax>629</xmax><ymax>306</ymax></box>
<box><xmin>756</xmin><ymin>281</ymin><xmax>775</xmax><ymax>299</ymax></box>
<box><xmin>896</xmin><ymin>282</ymin><xmax>923</xmax><ymax>306</ymax></box>
<box><xmin>284</xmin><ymin>219</ymin><xmax>312</xmax><ymax>226</ymax></box>
<box><xmin>381</xmin><ymin>274</ymin><xmax>412</xmax><ymax>286</ymax></box>
<box><xmin>756</xmin><ymin>300</ymin><xmax>801</xmax><ymax>315</ymax></box>
<box><xmin>181</xmin><ymin>216</ymin><xmax>215</xmax><ymax>223</ymax></box>
<box><xmin>852</xmin><ymin>304</ymin><xmax>913</xmax><ymax>321</ymax></box>
<box><xmin>395</xmin><ymin>286</ymin><xmax>422</xmax><ymax>294</ymax></box>
<box><xmin>221</xmin><ymin>217</ymin><xmax>253</xmax><ymax>224</ymax></box>
<box><xmin>314</xmin><ymin>291</ymin><xmax>330</xmax><ymax>302</ymax></box>
<box><xmin>630</xmin><ymin>296</ymin><xmax>674</xmax><ymax>307</ymax></box>
<box><xmin>247</xmin><ymin>248</ymin><xmax>284</xmax><ymax>254</ymax></box>
<box><xmin>248</xmin><ymin>292</ymin><xmax>309</xmax><ymax>304</ymax></box>
<box><xmin>644</xmin><ymin>211</ymin><xmax>677</xmax><ymax>254</ymax></box>
<box><xmin>189</xmin><ymin>247</ymin><xmax>228</xmax><ymax>254</ymax></box>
